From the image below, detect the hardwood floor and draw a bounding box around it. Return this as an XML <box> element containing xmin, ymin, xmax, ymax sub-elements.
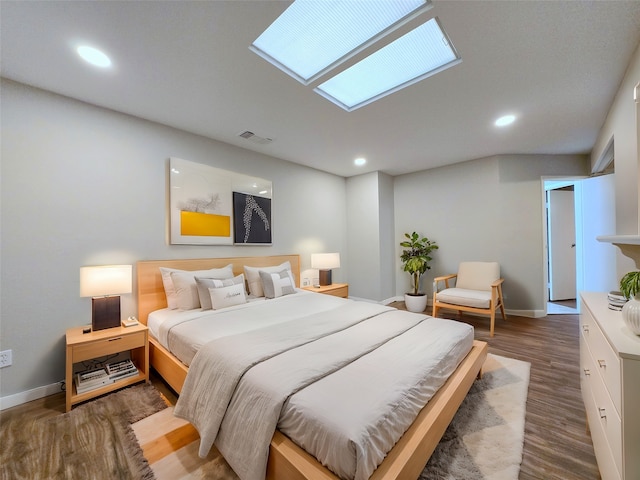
<box><xmin>1</xmin><ymin>306</ymin><xmax>600</xmax><ymax>480</ymax></box>
<box><xmin>390</xmin><ymin>302</ymin><xmax>600</xmax><ymax>480</ymax></box>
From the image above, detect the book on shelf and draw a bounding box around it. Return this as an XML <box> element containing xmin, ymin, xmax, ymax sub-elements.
<box><xmin>608</xmin><ymin>290</ymin><xmax>627</xmax><ymax>311</ymax></box>
<box><xmin>106</xmin><ymin>359</ymin><xmax>138</xmax><ymax>381</ymax></box>
<box><xmin>75</xmin><ymin>367</ymin><xmax>113</xmax><ymax>394</ymax></box>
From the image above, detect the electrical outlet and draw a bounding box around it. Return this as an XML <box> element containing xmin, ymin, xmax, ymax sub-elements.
<box><xmin>0</xmin><ymin>349</ymin><xmax>12</xmax><ymax>368</ymax></box>
<box><xmin>302</xmin><ymin>278</ymin><xmax>310</xmax><ymax>287</ymax></box>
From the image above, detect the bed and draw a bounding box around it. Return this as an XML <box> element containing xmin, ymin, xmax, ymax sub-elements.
<box><xmin>137</xmin><ymin>254</ymin><xmax>488</xmax><ymax>480</ymax></box>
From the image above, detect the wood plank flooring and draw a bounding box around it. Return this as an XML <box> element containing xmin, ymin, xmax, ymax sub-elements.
<box><xmin>1</xmin><ymin>307</ymin><xmax>601</xmax><ymax>479</ymax></box>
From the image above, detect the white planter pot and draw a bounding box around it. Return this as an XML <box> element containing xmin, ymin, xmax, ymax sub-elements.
<box><xmin>622</xmin><ymin>294</ymin><xmax>640</xmax><ymax>335</ymax></box>
<box><xmin>404</xmin><ymin>293</ymin><xmax>428</xmax><ymax>313</ymax></box>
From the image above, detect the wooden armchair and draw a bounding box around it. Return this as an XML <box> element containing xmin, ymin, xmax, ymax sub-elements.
<box><xmin>432</xmin><ymin>262</ymin><xmax>506</xmax><ymax>337</ymax></box>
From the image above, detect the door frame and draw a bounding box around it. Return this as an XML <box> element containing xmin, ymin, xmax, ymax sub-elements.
<box><xmin>541</xmin><ymin>176</ymin><xmax>586</xmax><ymax>314</ymax></box>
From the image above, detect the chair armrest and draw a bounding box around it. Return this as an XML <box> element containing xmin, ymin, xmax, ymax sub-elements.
<box><xmin>433</xmin><ymin>274</ymin><xmax>457</xmax><ymax>292</ymax></box>
<box><xmin>434</xmin><ymin>274</ymin><xmax>457</xmax><ymax>283</ymax></box>
<box><xmin>491</xmin><ymin>278</ymin><xmax>504</xmax><ymax>288</ymax></box>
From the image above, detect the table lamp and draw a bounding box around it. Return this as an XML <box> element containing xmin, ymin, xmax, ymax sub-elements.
<box><xmin>311</xmin><ymin>253</ymin><xmax>340</xmax><ymax>286</ymax></box>
<box><xmin>80</xmin><ymin>265</ymin><xmax>132</xmax><ymax>331</ymax></box>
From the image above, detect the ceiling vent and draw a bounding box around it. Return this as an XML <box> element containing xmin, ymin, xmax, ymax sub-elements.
<box><xmin>237</xmin><ymin>130</ymin><xmax>273</xmax><ymax>145</ymax></box>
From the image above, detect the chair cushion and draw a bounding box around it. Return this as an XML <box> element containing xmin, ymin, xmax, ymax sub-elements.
<box><xmin>436</xmin><ymin>288</ymin><xmax>492</xmax><ymax>309</ymax></box>
<box><xmin>456</xmin><ymin>262</ymin><xmax>500</xmax><ymax>291</ymax></box>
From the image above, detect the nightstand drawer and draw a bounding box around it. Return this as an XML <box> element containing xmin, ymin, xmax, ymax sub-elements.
<box><xmin>73</xmin><ymin>331</ymin><xmax>146</xmax><ymax>362</ymax></box>
<box><xmin>303</xmin><ymin>283</ymin><xmax>349</xmax><ymax>298</ymax></box>
<box><xmin>322</xmin><ymin>285</ymin><xmax>348</xmax><ymax>297</ymax></box>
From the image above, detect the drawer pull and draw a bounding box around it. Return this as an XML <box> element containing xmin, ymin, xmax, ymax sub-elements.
<box><xmin>583</xmin><ymin>368</ymin><xmax>590</xmax><ymax>376</ymax></box>
<box><xmin>597</xmin><ymin>359</ymin><xmax>606</xmax><ymax>368</ymax></box>
<box><xmin>598</xmin><ymin>407</ymin><xmax>606</xmax><ymax>419</ymax></box>
<box><xmin>108</xmin><ymin>337</ymin><xmax>123</xmax><ymax>342</ymax></box>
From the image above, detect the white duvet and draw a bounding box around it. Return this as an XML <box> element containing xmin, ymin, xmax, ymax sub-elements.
<box><xmin>164</xmin><ymin>293</ymin><xmax>473</xmax><ymax>480</ymax></box>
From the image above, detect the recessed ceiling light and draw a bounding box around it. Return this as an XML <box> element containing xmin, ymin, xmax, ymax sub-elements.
<box><xmin>77</xmin><ymin>45</ymin><xmax>112</xmax><ymax>68</ymax></box>
<box><xmin>495</xmin><ymin>114</ymin><xmax>516</xmax><ymax>127</ymax></box>
<box><xmin>354</xmin><ymin>157</ymin><xmax>367</xmax><ymax>166</ymax></box>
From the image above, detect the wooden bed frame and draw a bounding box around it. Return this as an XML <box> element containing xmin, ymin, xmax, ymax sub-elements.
<box><xmin>137</xmin><ymin>254</ymin><xmax>488</xmax><ymax>480</ymax></box>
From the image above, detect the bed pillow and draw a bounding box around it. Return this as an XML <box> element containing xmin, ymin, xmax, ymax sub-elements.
<box><xmin>195</xmin><ymin>274</ymin><xmax>245</xmax><ymax>310</ymax></box>
<box><xmin>244</xmin><ymin>261</ymin><xmax>294</xmax><ymax>297</ymax></box>
<box><xmin>208</xmin><ymin>283</ymin><xmax>247</xmax><ymax>310</ymax></box>
<box><xmin>259</xmin><ymin>269</ymin><xmax>297</xmax><ymax>299</ymax></box>
<box><xmin>162</xmin><ymin>264</ymin><xmax>233</xmax><ymax>310</ymax></box>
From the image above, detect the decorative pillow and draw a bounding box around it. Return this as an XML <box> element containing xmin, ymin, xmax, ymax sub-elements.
<box><xmin>259</xmin><ymin>269</ymin><xmax>296</xmax><ymax>299</ymax></box>
<box><xmin>244</xmin><ymin>261</ymin><xmax>294</xmax><ymax>297</ymax></box>
<box><xmin>161</xmin><ymin>264</ymin><xmax>233</xmax><ymax>310</ymax></box>
<box><xmin>195</xmin><ymin>274</ymin><xmax>245</xmax><ymax>310</ymax></box>
<box><xmin>208</xmin><ymin>283</ymin><xmax>247</xmax><ymax>310</ymax></box>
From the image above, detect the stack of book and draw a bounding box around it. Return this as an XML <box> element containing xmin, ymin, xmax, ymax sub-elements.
<box><xmin>106</xmin><ymin>359</ymin><xmax>138</xmax><ymax>381</ymax></box>
<box><xmin>75</xmin><ymin>367</ymin><xmax>112</xmax><ymax>394</ymax></box>
<box><xmin>608</xmin><ymin>291</ymin><xmax>627</xmax><ymax>311</ymax></box>
<box><xmin>75</xmin><ymin>359</ymin><xmax>139</xmax><ymax>394</ymax></box>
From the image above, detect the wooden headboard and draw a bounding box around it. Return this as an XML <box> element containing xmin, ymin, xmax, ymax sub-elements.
<box><xmin>136</xmin><ymin>254</ymin><xmax>301</xmax><ymax>324</ymax></box>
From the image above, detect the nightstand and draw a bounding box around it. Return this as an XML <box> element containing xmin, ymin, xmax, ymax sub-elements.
<box><xmin>65</xmin><ymin>323</ymin><xmax>149</xmax><ymax>412</ymax></box>
<box><xmin>303</xmin><ymin>283</ymin><xmax>349</xmax><ymax>298</ymax></box>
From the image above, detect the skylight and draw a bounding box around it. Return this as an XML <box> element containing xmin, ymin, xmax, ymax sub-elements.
<box><xmin>316</xmin><ymin>18</ymin><xmax>459</xmax><ymax>111</ymax></box>
<box><xmin>250</xmin><ymin>0</ymin><xmax>460</xmax><ymax>111</ymax></box>
<box><xmin>250</xmin><ymin>0</ymin><xmax>432</xmax><ymax>85</ymax></box>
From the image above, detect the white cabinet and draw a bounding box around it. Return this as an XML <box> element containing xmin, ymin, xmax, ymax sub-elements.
<box><xmin>580</xmin><ymin>292</ymin><xmax>640</xmax><ymax>480</ymax></box>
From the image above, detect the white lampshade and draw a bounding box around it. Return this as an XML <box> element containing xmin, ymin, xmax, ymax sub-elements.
<box><xmin>311</xmin><ymin>253</ymin><xmax>341</xmax><ymax>270</ymax></box>
<box><xmin>80</xmin><ymin>265</ymin><xmax>132</xmax><ymax>297</ymax></box>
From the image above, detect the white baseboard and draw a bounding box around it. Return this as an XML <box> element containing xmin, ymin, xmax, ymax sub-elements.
<box><xmin>506</xmin><ymin>309</ymin><xmax>547</xmax><ymax>318</ymax></box>
<box><xmin>0</xmin><ymin>380</ymin><xmax>64</xmax><ymax>411</ymax></box>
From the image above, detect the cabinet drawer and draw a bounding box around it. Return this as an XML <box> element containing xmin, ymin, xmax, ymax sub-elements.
<box><xmin>581</xmin><ymin>335</ymin><xmax>622</xmax><ymax>479</ymax></box>
<box><xmin>581</xmin><ymin>310</ymin><xmax>621</xmax><ymax>413</ymax></box>
<box><xmin>73</xmin><ymin>331</ymin><xmax>146</xmax><ymax>362</ymax></box>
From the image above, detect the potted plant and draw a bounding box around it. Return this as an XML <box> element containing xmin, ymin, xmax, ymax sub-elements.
<box><xmin>400</xmin><ymin>232</ymin><xmax>438</xmax><ymax>312</ymax></box>
<box><xmin>620</xmin><ymin>271</ymin><xmax>640</xmax><ymax>335</ymax></box>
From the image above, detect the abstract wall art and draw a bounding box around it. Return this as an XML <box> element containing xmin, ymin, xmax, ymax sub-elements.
<box><xmin>169</xmin><ymin>157</ymin><xmax>272</xmax><ymax>245</ymax></box>
<box><xmin>233</xmin><ymin>192</ymin><xmax>272</xmax><ymax>244</ymax></box>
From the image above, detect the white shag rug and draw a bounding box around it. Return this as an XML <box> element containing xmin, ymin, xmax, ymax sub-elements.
<box><xmin>421</xmin><ymin>353</ymin><xmax>531</xmax><ymax>480</ymax></box>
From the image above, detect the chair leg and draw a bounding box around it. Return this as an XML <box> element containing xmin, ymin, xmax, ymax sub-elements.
<box><xmin>490</xmin><ymin>310</ymin><xmax>495</xmax><ymax>337</ymax></box>
<box><xmin>498</xmin><ymin>286</ymin><xmax>507</xmax><ymax>320</ymax></box>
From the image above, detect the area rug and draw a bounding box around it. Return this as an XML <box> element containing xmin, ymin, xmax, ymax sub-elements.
<box><xmin>148</xmin><ymin>353</ymin><xmax>530</xmax><ymax>480</ymax></box>
<box><xmin>0</xmin><ymin>383</ymin><xmax>167</xmax><ymax>480</ymax></box>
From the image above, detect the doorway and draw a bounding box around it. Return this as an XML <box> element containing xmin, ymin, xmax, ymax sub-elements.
<box><xmin>543</xmin><ymin>174</ymin><xmax>617</xmax><ymax>315</ymax></box>
<box><xmin>545</xmin><ymin>182</ymin><xmax>578</xmax><ymax>314</ymax></box>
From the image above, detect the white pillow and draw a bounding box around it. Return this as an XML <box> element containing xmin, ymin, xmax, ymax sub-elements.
<box><xmin>195</xmin><ymin>274</ymin><xmax>245</xmax><ymax>310</ymax></box>
<box><xmin>259</xmin><ymin>269</ymin><xmax>296</xmax><ymax>299</ymax></box>
<box><xmin>160</xmin><ymin>264</ymin><xmax>233</xmax><ymax>310</ymax></box>
<box><xmin>208</xmin><ymin>283</ymin><xmax>247</xmax><ymax>310</ymax></box>
<box><xmin>244</xmin><ymin>261</ymin><xmax>294</xmax><ymax>297</ymax></box>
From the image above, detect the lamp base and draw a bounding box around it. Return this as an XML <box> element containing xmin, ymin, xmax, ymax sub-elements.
<box><xmin>92</xmin><ymin>296</ymin><xmax>121</xmax><ymax>331</ymax></box>
<box><xmin>319</xmin><ymin>269</ymin><xmax>332</xmax><ymax>286</ymax></box>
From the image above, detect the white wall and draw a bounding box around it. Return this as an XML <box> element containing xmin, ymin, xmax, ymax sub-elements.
<box><xmin>346</xmin><ymin>171</ymin><xmax>395</xmax><ymax>301</ymax></box>
<box><xmin>0</xmin><ymin>79</ymin><xmax>347</xmax><ymax>398</ymax></box>
<box><xmin>590</xmin><ymin>43</ymin><xmax>640</xmax><ymax>277</ymax></box>
<box><xmin>394</xmin><ymin>154</ymin><xmax>588</xmax><ymax>314</ymax></box>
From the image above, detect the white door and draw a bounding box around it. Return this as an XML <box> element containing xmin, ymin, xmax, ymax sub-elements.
<box><xmin>548</xmin><ymin>189</ymin><xmax>576</xmax><ymax>301</ymax></box>
<box><xmin>576</xmin><ymin>174</ymin><xmax>617</xmax><ymax>293</ymax></box>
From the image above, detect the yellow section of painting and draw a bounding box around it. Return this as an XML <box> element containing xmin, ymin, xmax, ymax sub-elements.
<box><xmin>180</xmin><ymin>211</ymin><xmax>230</xmax><ymax>237</ymax></box>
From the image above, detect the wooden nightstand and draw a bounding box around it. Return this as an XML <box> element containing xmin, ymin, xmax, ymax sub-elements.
<box><xmin>65</xmin><ymin>323</ymin><xmax>149</xmax><ymax>412</ymax></box>
<box><xmin>303</xmin><ymin>283</ymin><xmax>349</xmax><ymax>298</ymax></box>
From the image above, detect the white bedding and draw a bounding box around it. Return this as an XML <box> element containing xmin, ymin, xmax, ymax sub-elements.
<box><xmin>163</xmin><ymin>292</ymin><xmax>473</xmax><ymax>480</ymax></box>
<box><xmin>149</xmin><ymin>288</ymin><xmax>345</xmax><ymax>366</ymax></box>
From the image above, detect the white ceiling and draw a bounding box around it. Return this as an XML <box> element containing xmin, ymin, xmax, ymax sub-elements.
<box><xmin>2</xmin><ymin>1</ymin><xmax>639</xmax><ymax>177</ymax></box>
